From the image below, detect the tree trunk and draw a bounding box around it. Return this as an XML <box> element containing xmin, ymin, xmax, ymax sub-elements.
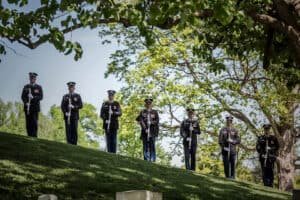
<box><xmin>277</xmin><ymin>128</ymin><xmax>296</xmax><ymax>191</ymax></box>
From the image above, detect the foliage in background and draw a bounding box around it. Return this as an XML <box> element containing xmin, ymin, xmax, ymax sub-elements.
<box><xmin>102</xmin><ymin>27</ymin><xmax>298</xmax><ymax>188</ymax></box>
<box><xmin>1</xmin><ymin>0</ymin><xmax>300</xmax><ymax>88</ymax></box>
<box><xmin>0</xmin><ymin>99</ymin><xmax>100</xmax><ymax>148</ymax></box>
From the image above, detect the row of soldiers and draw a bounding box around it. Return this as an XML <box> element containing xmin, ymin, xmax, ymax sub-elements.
<box><xmin>21</xmin><ymin>72</ymin><xmax>279</xmax><ymax>187</ymax></box>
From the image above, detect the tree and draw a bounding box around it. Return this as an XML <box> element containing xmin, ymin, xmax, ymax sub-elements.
<box><xmin>2</xmin><ymin>0</ymin><xmax>299</xmax><ymax>82</ymax></box>
<box><xmin>104</xmin><ymin>28</ymin><xmax>299</xmax><ymax>190</ymax></box>
<box><xmin>1</xmin><ymin>0</ymin><xmax>299</xmax><ymax>190</ymax></box>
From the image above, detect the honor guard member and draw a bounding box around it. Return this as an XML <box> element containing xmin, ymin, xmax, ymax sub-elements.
<box><xmin>100</xmin><ymin>90</ymin><xmax>122</xmax><ymax>153</ymax></box>
<box><xmin>136</xmin><ymin>98</ymin><xmax>159</xmax><ymax>162</ymax></box>
<box><xmin>61</xmin><ymin>82</ymin><xmax>83</xmax><ymax>145</ymax></box>
<box><xmin>256</xmin><ymin>124</ymin><xmax>279</xmax><ymax>187</ymax></box>
<box><xmin>21</xmin><ymin>72</ymin><xmax>43</xmax><ymax>137</ymax></box>
<box><xmin>218</xmin><ymin>116</ymin><xmax>241</xmax><ymax>179</ymax></box>
<box><xmin>180</xmin><ymin>108</ymin><xmax>201</xmax><ymax>171</ymax></box>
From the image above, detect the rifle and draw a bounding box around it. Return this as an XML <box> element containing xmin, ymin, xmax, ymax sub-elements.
<box><xmin>264</xmin><ymin>136</ymin><xmax>269</xmax><ymax>168</ymax></box>
<box><xmin>67</xmin><ymin>94</ymin><xmax>72</xmax><ymax>125</ymax></box>
<box><xmin>188</xmin><ymin>120</ymin><xmax>193</xmax><ymax>151</ymax></box>
<box><xmin>27</xmin><ymin>87</ymin><xmax>32</xmax><ymax>115</ymax></box>
<box><xmin>106</xmin><ymin>105</ymin><xmax>112</xmax><ymax>133</ymax></box>
<box><xmin>227</xmin><ymin>128</ymin><xmax>232</xmax><ymax>178</ymax></box>
<box><xmin>147</xmin><ymin>111</ymin><xmax>151</xmax><ymax>142</ymax></box>
<box><xmin>146</xmin><ymin>110</ymin><xmax>152</xmax><ymax>160</ymax></box>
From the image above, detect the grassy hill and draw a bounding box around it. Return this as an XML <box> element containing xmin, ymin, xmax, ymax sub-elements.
<box><xmin>0</xmin><ymin>132</ymin><xmax>292</xmax><ymax>200</ymax></box>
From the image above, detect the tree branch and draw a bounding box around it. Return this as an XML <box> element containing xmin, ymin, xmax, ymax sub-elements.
<box><xmin>247</xmin><ymin>11</ymin><xmax>300</xmax><ymax>64</ymax></box>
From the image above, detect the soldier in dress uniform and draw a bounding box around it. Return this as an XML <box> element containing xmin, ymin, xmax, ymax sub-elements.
<box><xmin>21</xmin><ymin>72</ymin><xmax>43</xmax><ymax>137</ymax></box>
<box><xmin>256</xmin><ymin>124</ymin><xmax>279</xmax><ymax>187</ymax></box>
<box><xmin>61</xmin><ymin>82</ymin><xmax>83</xmax><ymax>145</ymax></box>
<box><xmin>180</xmin><ymin>108</ymin><xmax>201</xmax><ymax>171</ymax></box>
<box><xmin>218</xmin><ymin>115</ymin><xmax>241</xmax><ymax>179</ymax></box>
<box><xmin>136</xmin><ymin>98</ymin><xmax>159</xmax><ymax>162</ymax></box>
<box><xmin>100</xmin><ymin>90</ymin><xmax>122</xmax><ymax>153</ymax></box>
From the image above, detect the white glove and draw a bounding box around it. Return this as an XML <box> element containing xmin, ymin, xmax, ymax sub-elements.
<box><xmin>262</xmin><ymin>154</ymin><xmax>268</xmax><ymax>159</ymax></box>
<box><xmin>224</xmin><ymin>147</ymin><xmax>230</xmax><ymax>152</ymax></box>
<box><xmin>227</xmin><ymin>138</ymin><xmax>234</xmax><ymax>143</ymax></box>
<box><xmin>28</xmin><ymin>93</ymin><xmax>33</xmax><ymax>99</ymax></box>
<box><xmin>109</xmin><ymin>109</ymin><xmax>113</xmax><ymax>115</ymax></box>
<box><xmin>68</xmin><ymin>104</ymin><xmax>74</xmax><ymax>109</ymax></box>
<box><xmin>26</xmin><ymin>103</ymin><xmax>30</xmax><ymax>106</ymax></box>
<box><xmin>267</xmin><ymin>146</ymin><xmax>271</xmax><ymax>150</ymax></box>
<box><xmin>65</xmin><ymin>112</ymin><xmax>71</xmax><ymax>117</ymax></box>
<box><xmin>106</xmin><ymin>120</ymin><xmax>110</xmax><ymax>124</ymax></box>
<box><xmin>186</xmin><ymin>138</ymin><xmax>191</xmax><ymax>142</ymax></box>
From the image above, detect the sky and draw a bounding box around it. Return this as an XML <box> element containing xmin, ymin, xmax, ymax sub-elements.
<box><xmin>0</xmin><ymin>28</ymin><xmax>122</xmax><ymax>114</ymax></box>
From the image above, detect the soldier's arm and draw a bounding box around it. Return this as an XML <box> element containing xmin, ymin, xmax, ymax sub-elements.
<box><xmin>152</xmin><ymin>110</ymin><xmax>159</xmax><ymax>125</ymax></box>
<box><xmin>35</xmin><ymin>85</ymin><xmax>43</xmax><ymax>101</ymax></box>
<box><xmin>136</xmin><ymin>111</ymin><xmax>146</xmax><ymax>129</ymax></box>
<box><xmin>194</xmin><ymin>122</ymin><xmax>201</xmax><ymax>135</ymax></box>
<box><xmin>61</xmin><ymin>96</ymin><xmax>67</xmax><ymax>114</ymax></box>
<box><xmin>232</xmin><ymin>131</ymin><xmax>241</xmax><ymax>145</ymax></box>
<box><xmin>114</xmin><ymin>102</ymin><xmax>122</xmax><ymax>117</ymax></box>
<box><xmin>180</xmin><ymin>121</ymin><xmax>186</xmax><ymax>138</ymax></box>
<box><xmin>136</xmin><ymin>111</ymin><xmax>142</xmax><ymax>122</ymax></box>
<box><xmin>21</xmin><ymin>86</ymin><xmax>27</xmax><ymax>103</ymax></box>
<box><xmin>218</xmin><ymin>129</ymin><xmax>224</xmax><ymax>146</ymax></box>
<box><xmin>100</xmin><ymin>103</ymin><xmax>105</xmax><ymax>119</ymax></box>
<box><xmin>155</xmin><ymin>111</ymin><xmax>159</xmax><ymax>136</ymax></box>
<box><xmin>75</xmin><ymin>95</ymin><xmax>83</xmax><ymax>110</ymax></box>
<box><xmin>256</xmin><ymin>138</ymin><xmax>261</xmax><ymax>153</ymax></box>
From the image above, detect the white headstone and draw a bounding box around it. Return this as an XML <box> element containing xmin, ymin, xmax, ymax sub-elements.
<box><xmin>38</xmin><ymin>194</ymin><xmax>58</xmax><ymax>200</ymax></box>
<box><xmin>116</xmin><ymin>190</ymin><xmax>162</xmax><ymax>200</ymax></box>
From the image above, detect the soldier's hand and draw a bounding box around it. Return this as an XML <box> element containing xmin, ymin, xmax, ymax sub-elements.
<box><xmin>186</xmin><ymin>138</ymin><xmax>191</xmax><ymax>142</ymax></box>
<box><xmin>68</xmin><ymin>104</ymin><xmax>74</xmax><ymax>109</ymax></box>
<box><xmin>262</xmin><ymin>154</ymin><xmax>267</xmax><ymax>159</ymax></box>
<box><xmin>267</xmin><ymin>146</ymin><xmax>272</xmax><ymax>150</ymax></box>
<box><xmin>28</xmin><ymin>93</ymin><xmax>33</xmax><ymax>99</ymax></box>
<box><xmin>227</xmin><ymin>138</ymin><xmax>234</xmax><ymax>143</ymax></box>
<box><xmin>65</xmin><ymin>112</ymin><xmax>71</xmax><ymax>117</ymax></box>
<box><xmin>223</xmin><ymin>147</ymin><xmax>230</xmax><ymax>152</ymax></box>
<box><xmin>26</xmin><ymin>103</ymin><xmax>30</xmax><ymax>106</ymax></box>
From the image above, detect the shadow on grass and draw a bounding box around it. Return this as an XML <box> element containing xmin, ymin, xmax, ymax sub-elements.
<box><xmin>0</xmin><ymin>132</ymin><xmax>292</xmax><ymax>200</ymax></box>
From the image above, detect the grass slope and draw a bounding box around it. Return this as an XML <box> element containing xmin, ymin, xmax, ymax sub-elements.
<box><xmin>0</xmin><ymin>132</ymin><xmax>291</xmax><ymax>200</ymax></box>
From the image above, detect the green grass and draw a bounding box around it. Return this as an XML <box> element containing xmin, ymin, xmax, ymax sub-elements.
<box><xmin>0</xmin><ymin>132</ymin><xmax>291</xmax><ymax>200</ymax></box>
